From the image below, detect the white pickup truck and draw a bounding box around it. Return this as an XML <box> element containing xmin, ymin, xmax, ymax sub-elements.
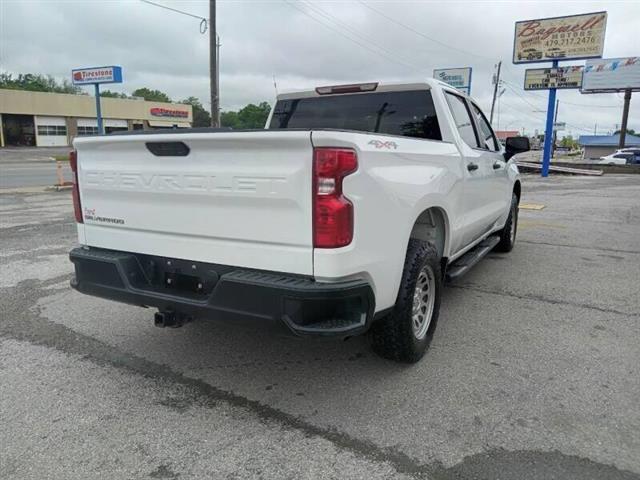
<box><xmin>69</xmin><ymin>79</ymin><xmax>529</xmax><ymax>363</ymax></box>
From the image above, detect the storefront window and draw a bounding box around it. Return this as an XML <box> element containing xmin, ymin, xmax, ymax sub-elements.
<box><xmin>37</xmin><ymin>125</ymin><xmax>67</xmax><ymax>136</ymax></box>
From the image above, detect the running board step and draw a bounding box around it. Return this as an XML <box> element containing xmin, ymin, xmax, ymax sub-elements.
<box><xmin>445</xmin><ymin>235</ymin><xmax>500</xmax><ymax>282</ymax></box>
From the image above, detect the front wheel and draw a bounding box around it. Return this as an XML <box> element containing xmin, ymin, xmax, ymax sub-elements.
<box><xmin>370</xmin><ymin>239</ymin><xmax>442</xmax><ymax>363</ymax></box>
<box><xmin>494</xmin><ymin>193</ymin><xmax>518</xmax><ymax>252</ymax></box>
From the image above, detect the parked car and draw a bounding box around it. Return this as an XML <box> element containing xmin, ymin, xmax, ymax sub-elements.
<box><xmin>68</xmin><ymin>79</ymin><xmax>527</xmax><ymax>363</ymax></box>
<box><xmin>598</xmin><ymin>149</ymin><xmax>640</xmax><ymax>165</ymax></box>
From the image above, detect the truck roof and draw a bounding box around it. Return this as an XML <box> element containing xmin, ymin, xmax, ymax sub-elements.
<box><xmin>276</xmin><ymin>78</ymin><xmax>458</xmax><ymax>101</ymax></box>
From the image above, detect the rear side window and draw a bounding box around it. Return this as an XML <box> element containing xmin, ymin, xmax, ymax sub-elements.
<box><xmin>445</xmin><ymin>92</ymin><xmax>479</xmax><ymax>148</ymax></box>
<box><xmin>269</xmin><ymin>90</ymin><xmax>441</xmax><ymax>141</ymax></box>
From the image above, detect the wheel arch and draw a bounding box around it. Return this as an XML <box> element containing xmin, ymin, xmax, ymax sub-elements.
<box><xmin>513</xmin><ymin>180</ymin><xmax>521</xmax><ymax>203</ymax></box>
<box><xmin>408</xmin><ymin>206</ymin><xmax>450</xmax><ymax>260</ymax></box>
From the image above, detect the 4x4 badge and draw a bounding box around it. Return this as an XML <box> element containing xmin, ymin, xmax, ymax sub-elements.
<box><xmin>368</xmin><ymin>139</ymin><xmax>398</xmax><ymax>149</ymax></box>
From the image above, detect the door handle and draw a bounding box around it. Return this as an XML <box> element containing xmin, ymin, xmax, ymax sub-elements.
<box><xmin>493</xmin><ymin>161</ymin><xmax>503</xmax><ymax>170</ymax></box>
<box><xmin>467</xmin><ymin>162</ymin><xmax>479</xmax><ymax>172</ymax></box>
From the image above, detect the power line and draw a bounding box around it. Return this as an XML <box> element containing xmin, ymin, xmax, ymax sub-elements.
<box><xmin>357</xmin><ymin>0</ymin><xmax>495</xmax><ymax>62</ymax></box>
<box><xmin>140</xmin><ymin>0</ymin><xmax>208</xmax><ymax>32</ymax></box>
<box><xmin>501</xmin><ymin>79</ymin><xmax>620</xmax><ymax>109</ymax></box>
<box><xmin>500</xmin><ymin>97</ymin><xmax>596</xmax><ymax>133</ymax></box>
<box><xmin>140</xmin><ymin>0</ymin><xmax>205</xmax><ymax>20</ymax></box>
<box><xmin>298</xmin><ymin>0</ymin><xmax>426</xmax><ymax>73</ymax></box>
<box><xmin>282</xmin><ymin>0</ymin><xmax>424</xmax><ymax>73</ymax></box>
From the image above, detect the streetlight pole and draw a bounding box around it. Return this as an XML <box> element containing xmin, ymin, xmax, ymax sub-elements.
<box><xmin>209</xmin><ymin>0</ymin><xmax>219</xmax><ymax>127</ymax></box>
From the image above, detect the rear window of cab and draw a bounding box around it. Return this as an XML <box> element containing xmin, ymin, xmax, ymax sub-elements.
<box><xmin>269</xmin><ymin>90</ymin><xmax>442</xmax><ymax>141</ymax></box>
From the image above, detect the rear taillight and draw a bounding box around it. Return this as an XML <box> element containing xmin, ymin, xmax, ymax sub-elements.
<box><xmin>313</xmin><ymin>147</ymin><xmax>357</xmax><ymax>248</ymax></box>
<box><xmin>69</xmin><ymin>150</ymin><xmax>83</xmax><ymax>223</ymax></box>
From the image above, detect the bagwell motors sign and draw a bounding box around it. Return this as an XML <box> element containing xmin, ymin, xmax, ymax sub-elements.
<box><xmin>71</xmin><ymin>66</ymin><xmax>123</xmax><ymax>85</ymax></box>
<box><xmin>433</xmin><ymin>68</ymin><xmax>472</xmax><ymax>94</ymax></box>
<box><xmin>513</xmin><ymin>12</ymin><xmax>607</xmax><ymax>64</ymax></box>
<box><xmin>150</xmin><ymin>107</ymin><xmax>190</xmax><ymax>119</ymax></box>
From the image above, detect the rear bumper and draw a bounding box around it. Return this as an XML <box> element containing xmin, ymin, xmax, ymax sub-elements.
<box><xmin>69</xmin><ymin>247</ymin><xmax>375</xmax><ymax>337</ymax></box>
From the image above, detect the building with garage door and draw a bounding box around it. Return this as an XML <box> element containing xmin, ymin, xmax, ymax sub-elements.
<box><xmin>0</xmin><ymin>88</ymin><xmax>192</xmax><ymax>147</ymax></box>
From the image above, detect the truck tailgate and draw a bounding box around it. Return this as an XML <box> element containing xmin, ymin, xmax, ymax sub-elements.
<box><xmin>74</xmin><ymin>131</ymin><xmax>314</xmax><ymax>275</ymax></box>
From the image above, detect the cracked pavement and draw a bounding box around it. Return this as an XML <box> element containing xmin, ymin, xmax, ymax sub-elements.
<box><xmin>1</xmin><ymin>175</ymin><xmax>639</xmax><ymax>479</ymax></box>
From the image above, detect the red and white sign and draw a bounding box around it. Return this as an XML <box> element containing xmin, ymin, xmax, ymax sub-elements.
<box><xmin>72</xmin><ymin>66</ymin><xmax>123</xmax><ymax>85</ymax></box>
<box><xmin>150</xmin><ymin>107</ymin><xmax>189</xmax><ymax>119</ymax></box>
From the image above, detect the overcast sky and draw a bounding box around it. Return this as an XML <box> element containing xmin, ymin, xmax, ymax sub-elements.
<box><xmin>1</xmin><ymin>0</ymin><xmax>638</xmax><ymax>136</ymax></box>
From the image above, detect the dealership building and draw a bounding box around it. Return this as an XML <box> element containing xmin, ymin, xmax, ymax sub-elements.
<box><xmin>0</xmin><ymin>88</ymin><xmax>193</xmax><ymax>147</ymax></box>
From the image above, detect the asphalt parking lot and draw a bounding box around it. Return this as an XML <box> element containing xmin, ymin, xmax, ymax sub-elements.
<box><xmin>1</xmin><ymin>174</ymin><xmax>639</xmax><ymax>479</ymax></box>
<box><xmin>0</xmin><ymin>147</ymin><xmax>72</xmax><ymax>189</ymax></box>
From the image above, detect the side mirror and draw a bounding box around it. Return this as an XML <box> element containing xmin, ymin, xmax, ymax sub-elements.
<box><xmin>504</xmin><ymin>136</ymin><xmax>530</xmax><ymax>160</ymax></box>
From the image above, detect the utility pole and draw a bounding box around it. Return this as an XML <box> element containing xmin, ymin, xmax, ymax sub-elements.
<box><xmin>618</xmin><ymin>88</ymin><xmax>632</xmax><ymax>149</ymax></box>
<box><xmin>490</xmin><ymin>61</ymin><xmax>502</xmax><ymax>125</ymax></box>
<box><xmin>209</xmin><ymin>0</ymin><xmax>219</xmax><ymax>127</ymax></box>
<box><xmin>216</xmin><ymin>34</ymin><xmax>220</xmax><ymax>126</ymax></box>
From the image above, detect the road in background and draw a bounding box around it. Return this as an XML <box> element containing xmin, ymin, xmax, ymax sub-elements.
<box><xmin>0</xmin><ymin>147</ymin><xmax>72</xmax><ymax>189</ymax></box>
<box><xmin>1</xmin><ymin>176</ymin><xmax>639</xmax><ymax>479</ymax></box>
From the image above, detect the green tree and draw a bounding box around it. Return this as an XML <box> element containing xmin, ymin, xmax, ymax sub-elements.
<box><xmin>221</xmin><ymin>102</ymin><xmax>271</xmax><ymax>129</ymax></box>
<box><xmin>100</xmin><ymin>90</ymin><xmax>129</xmax><ymax>99</ymax></box>
<box><xmin>131</xmin><ymin>87</ymin><xmax>172</xmax><ymax>103</ymax></box>
<box><xmin>560</xmin><ymin>135</ymin><xmax>577</xmax><ymax>149</ymax></box>
<box><xmin>613</xmin><ymin>128</ymin><xmax>636</xmax><ymax>136</ymax></box>
<box><xmin>181</xmin><ymin>96</ymin><xmax>211</xmax><ymax>127</ymax></box>
<box><xmin>0</xmin><ymin>73</ymin><xmax>82</xmax><ymax>94</ymax></box>
<box><xmin>220</xmin><ymin>110</ymin><xmax>240</xmax><ymax>129</ymax></box>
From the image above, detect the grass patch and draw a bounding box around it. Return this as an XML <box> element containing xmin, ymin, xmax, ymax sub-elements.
<box><xmin>52</xmin><ymin>155</ymin><xmax>70</xmax><ymax>162</ymax></box>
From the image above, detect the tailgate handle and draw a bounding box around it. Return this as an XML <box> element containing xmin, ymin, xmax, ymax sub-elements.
<box><xmin>146</xmin><ymin>142</ymin><xmax>190</xmax><ymax>157</ymax></box>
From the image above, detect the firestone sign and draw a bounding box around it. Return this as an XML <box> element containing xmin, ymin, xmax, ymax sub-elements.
<box><xmin>71</xmin><ymin>66</ymin><xmax>123</xmax><ymax>85</ymax></box>
<box><xmin>513</xmin><ymin>12</ymin><xmax>607</xmax><ymax>64</ymax></box>
<box><xmin>150</xmin><ymin>107</ymin><xmax>190</xmax><ymax>119</ymax></box>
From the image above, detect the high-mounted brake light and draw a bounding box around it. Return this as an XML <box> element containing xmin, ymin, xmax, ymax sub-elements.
<box><xmin>313</xmin><ymin>148</ymin><xmax>357</xmax><ymax>248</ymax></box>
<box><xmin>69</xmin><ymin>150</ymin><xmax>83</xmax><ymax>223</ymax></box>
<box><xmin>315</xmin><ymin>82</ymin><xmax>378</xmax><ymax>95</ymax></box>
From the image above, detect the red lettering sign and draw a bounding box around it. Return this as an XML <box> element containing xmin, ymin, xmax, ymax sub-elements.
<box><xmin>150</xmin><ymin>107</ymin><xmax>189</xmax><ymax>118</ymax></box>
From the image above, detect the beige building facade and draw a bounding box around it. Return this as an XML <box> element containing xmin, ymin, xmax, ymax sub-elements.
<box><xmin>0</xmin><ymin>89</ymin><xmax>193</xmax><ymax>147</ymax></box>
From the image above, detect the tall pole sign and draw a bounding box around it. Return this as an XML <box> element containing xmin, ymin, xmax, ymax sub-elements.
<box><xmin>513</xmin><ymin>12</ymin><xmax>607</xmax><ymax>177</ymax></box>
<box><xmin>72</xmin><ymin>66</ymin><xmax>123</xmax><ymax>135</ymax></box>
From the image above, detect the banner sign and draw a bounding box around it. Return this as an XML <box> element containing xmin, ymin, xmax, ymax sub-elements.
<box><xmin>581</xmin><ymin>57</ymin><xmax>640</xmax><ymax>93</ymax></box>
<box><xmin>513</xmin><ymin>12</ymin><xmax>607</xmax><ymax>64</ymax></box>
<box><xmin>150</xmin><ymin>107</ymin><xmax>190</xmax><ymax>119</ymax></box>
<box><xmin>524</xmin><ymin>66</ymin><xmax>584</xmax><ymax>90</ymax></box>
<box><xmin>433</xmin><ymin>67</ymin><xmax>472</xmax><ymax>94</ymax></box>
<box><xmin>72</xmin><ymin>66</ymin><xmax>123</xmax><ymax>85</ymax></box>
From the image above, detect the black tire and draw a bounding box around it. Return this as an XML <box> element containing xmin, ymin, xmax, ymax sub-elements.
<box><xmin>494</xmin><ymin>193</ymin><xmax>518</xmax><ymax>252</ymax></box>
<box><xmin>370</xmin><ymin>239</ymin><xmax>442</xmax><ymax>363</ymax></box>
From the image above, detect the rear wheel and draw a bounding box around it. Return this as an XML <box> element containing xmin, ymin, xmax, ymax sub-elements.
<box><xmin>494</xmin><ymin>193</ymin><xmax>518</xmax><ymax>252</ymax></box>
<box><xmin>370</xmin><ymin>239</ymin><xmax>442</xmax><ymax>363</ymax></box>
